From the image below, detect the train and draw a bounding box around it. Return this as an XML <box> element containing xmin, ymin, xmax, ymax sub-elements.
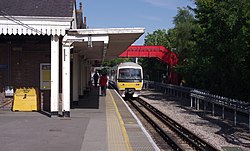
<box><xmin>108</xmin><ymin>62</ymin><xmax>143</xmax><ymax>99</ymax></box>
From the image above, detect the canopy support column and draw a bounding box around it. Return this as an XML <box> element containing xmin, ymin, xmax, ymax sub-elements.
<box><xmin>73</xmin><ymin>53</ymin><xmax>79</xmax><ymax>104</ymax></box>
<box><xmin>50</xmin><ymin>35</ymin><xmax>59</xmax><ymax>116</ymax></box>
<box><xmin>62</xmin><ymin>43</ymin><xmax>71</xmax><ymax>117</ymax></box>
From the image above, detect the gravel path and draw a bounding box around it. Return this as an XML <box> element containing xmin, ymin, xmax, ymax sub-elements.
<box><xmin>140</xmin><ymin>90</ymin><xmax>250</xmax><ymax>151</ymax></box>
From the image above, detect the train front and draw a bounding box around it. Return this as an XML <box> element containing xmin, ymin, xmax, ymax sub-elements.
<box><xmin>117</xmin><ymin>66</ymin><xmax>143</xmax><ymax>98</ymax></box>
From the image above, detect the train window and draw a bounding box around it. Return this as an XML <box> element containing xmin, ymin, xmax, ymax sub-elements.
<box><xmin>118</xmin><ymin>68</ymin><xmax>142</xmax><ymax>80</ymax></box>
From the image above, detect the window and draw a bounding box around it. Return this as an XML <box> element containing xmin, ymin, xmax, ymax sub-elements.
<box><xmin>118</xmin><ymin>68</ymin><xmax>142</xmax><ymax>80</ymax></box>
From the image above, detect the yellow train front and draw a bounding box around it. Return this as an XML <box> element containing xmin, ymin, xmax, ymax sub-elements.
<box><xmin>110</xmin><ymin>62</ymin><xmax>143</xmax><ymax>99</ymax></box>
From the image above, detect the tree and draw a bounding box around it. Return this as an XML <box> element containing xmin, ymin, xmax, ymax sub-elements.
<box><xmin>140</xmin><ymin>0</ymin><xmax>250</xmax><ymax>101</ymax></box>
<box><xmin>142</xmin><ymin>29</ymin><xmax>176</xmax><ymax>82</ymax></box>
<box><xmin>192</xmin><ymin>0</ymin><xmax>250</xmax><ymax>100</ymax></box>
<box><xmin>142</xmin><ymin>8</ymin><xmax>197</xmax><ymax>84</ymax></box>
<box><xmin>169</xmin><ymin>7</ymin><xmax>198</xmax><ymax>87</ymax></box>
<box><xmin>144</xmin><ymin>29</ymin><xmax>175</xmax><ymax>48</ymax></box>
<box><xmin>102</xmin><ymin>58</ymin><xmax>132</xmax><ymax>67</ymax></box>
<box><xmin>173</xmin><ymin>7</ymin><xmax>196</xmax><ymax>64</ymax></box>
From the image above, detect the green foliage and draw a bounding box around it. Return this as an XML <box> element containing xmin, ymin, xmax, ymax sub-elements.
<box><xmin>187</xmin><ymin>0</ymin><xmax>250</xmax><ymax>101</ymax></box>
<box><xmin>173</xmin><ymin>7</ymin><xmax>197</xmax><ymax>64</ymax></box>
<box><xmin>140</xmin><ymin>58</ymin><xmax>167</xmax><ymax>82</ymax></box>
<box><xmin>102</xmin><ymin>58</ymin><xmax>132</xmax><ymax>67</ymax></box>
<box><xmin>144</xmin><ymin>29</ymin><xmax>175</xmax><ymax>49</ymax></box>
<box><xmin>142</xmin><ymin>1</ymin><xmax>250</xmax><ymax>101</ymax></box>
<box><xmin>143</xmin><ymin>29</ymin><xmax>173</xmax><ymax>82</ymax></box>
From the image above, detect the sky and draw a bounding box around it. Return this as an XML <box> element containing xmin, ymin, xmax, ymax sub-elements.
<box><xmin>77</xmin><ymin>0</ymin><xmax>195</xmax><ymax>45</ymax></box>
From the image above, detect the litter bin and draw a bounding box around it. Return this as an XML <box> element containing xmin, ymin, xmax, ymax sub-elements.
<box><xmin>12</xmin><ymin>87</ymin><xmax>40</xmax><ymax>111</ymax></box>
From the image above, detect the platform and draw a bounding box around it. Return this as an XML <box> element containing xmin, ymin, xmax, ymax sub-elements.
<box><xmin>0</xmin><ymin>87</ymin><xmax>159</xmax><ymax>151</ymax></box>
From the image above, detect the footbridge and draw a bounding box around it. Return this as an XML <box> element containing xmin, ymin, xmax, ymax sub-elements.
<box><xmin>119</xmin><ymin>45</ymin><xmax>178</xmax><ymax>66</ymax></box>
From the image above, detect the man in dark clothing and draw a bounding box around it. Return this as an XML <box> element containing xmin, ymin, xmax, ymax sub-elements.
<box><xmin>93</xmin><ymin>71</ymin><xmax>99</xmax><ymax>87</ymax></box>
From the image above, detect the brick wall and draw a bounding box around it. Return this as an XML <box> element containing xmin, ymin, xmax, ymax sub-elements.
<box><xmin>0</xmin><ymin>44</ymin><xmax>9</xmax><ymax>91</ymax></box>
<box><xmin>0</xmin><ymin>35</ymin><xmax>54</xmax><ymax>112</ymax></box>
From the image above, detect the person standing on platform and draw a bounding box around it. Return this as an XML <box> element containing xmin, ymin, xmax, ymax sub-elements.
<box><xmin>93</xmin><ymin>71</ymin><xmax>99</xmax><ymax>87</ymax></box>
<box><xmin>99</xmin><ymin>72</ymin><xmax>108</xmax><ymax>96</ymax></box>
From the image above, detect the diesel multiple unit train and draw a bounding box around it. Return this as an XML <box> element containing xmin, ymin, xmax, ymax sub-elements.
<box><xmin>108</xmin><ymin>62</ymin><xmax>143</xmax><ymax>99</ymax></box>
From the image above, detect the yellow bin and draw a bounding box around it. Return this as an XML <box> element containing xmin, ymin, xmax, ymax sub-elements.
<box><xmin>12</xmin><ymin>88</ymin><xmax>40</xmax><ymax>111</ymax></box>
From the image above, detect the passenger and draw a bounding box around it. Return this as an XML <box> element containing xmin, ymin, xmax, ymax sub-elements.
<box><xmin>161</xmin><ymin>73</ymin><xmax>166</xmax><ymax>83</ymax></box>
<box><xmin>93</xmin><ymin>71</ymin><xmax>99</xmax><ymax>87</ymax></box>
<box><xmin>99</xmin><ymin>73</ymin><xmax>108</xmax><ymax>96</ymax></box>
<box><xmin>180</xmin><ymin>79</ymin><xmax>186</xmax><ymax>86</ymax></box>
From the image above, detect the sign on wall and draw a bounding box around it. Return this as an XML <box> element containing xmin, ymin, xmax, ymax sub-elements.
<box><xmin>40</xmin><ymin>63</ymin><xmax>51</xmax><ymax>90</ymax></box>
<box><xmin>0</xmin><ymin>64</ymin><xmax>8</xmax><ymax>69</ymax></box>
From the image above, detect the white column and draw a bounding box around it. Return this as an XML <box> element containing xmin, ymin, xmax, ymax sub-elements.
<box><xmin>62</xmin><ymin>44</ymin><xmax>71</xmax><ymax>117</ymax></box>
<box><xmin>86</xmin><ymin>65</ymin><xmax>91</xmax><ymax>88</ymax></box>
<box><xmin>73</xmin><ymin>53</ymin><xmax>79</xmax><ymax>103</ymax></box>
<box><xmin>50</xmin><ymin>36</ymin><xmax>59</xmax><ymax>116</ymax></box>
<box><xmin>80</xmin><ymin>59</ymin><xmax>85</xmax><ymax>95</ymax></box>
<box><xmin>135</xmin><ymin>58</ymin><xmax>138</xmax><ymax>63</ymax></box>
<box><xmin>82</xmin><ymin>63</ymin><xmax>87</xmax><ymax>92</ymax></box>
<box><xmin>78</xmin><ymin>59</ymin><xmax>82</xmax><ymax>95</ymax></box>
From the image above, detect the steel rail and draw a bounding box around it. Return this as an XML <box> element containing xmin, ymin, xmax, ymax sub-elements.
<box><xmin>129</xmin><ymin>100</ymin><xmax>185</xmax><ymax>151</ymax></box>
<box><xmin>136</xmin><ymin>98</ymin><xmax>219</xmax><ymax>151</ymax></box>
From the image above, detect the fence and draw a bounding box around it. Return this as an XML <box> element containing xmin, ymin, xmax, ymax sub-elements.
<box><xmin>143</xmin><ymin>80</ymin><xmax>250</xmax><ymax>131</ymax></box>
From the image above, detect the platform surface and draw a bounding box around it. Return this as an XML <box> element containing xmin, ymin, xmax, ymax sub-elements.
<box><xmin>0</xmin><ymin>87</ymin><xmax>158</xmax><ymax>151</ymax></box>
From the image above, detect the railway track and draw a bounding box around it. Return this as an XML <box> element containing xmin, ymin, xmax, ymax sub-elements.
<box><xmin>128</xmin><ymin>97</ymin><xmax>219</xmax><ymax>151</ymax></box>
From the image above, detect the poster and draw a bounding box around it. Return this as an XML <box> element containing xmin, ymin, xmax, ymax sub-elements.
<box><xmin>40</xmin><ymin>63</ymin><xmax>51</xmax><ymax>90</ymax></box>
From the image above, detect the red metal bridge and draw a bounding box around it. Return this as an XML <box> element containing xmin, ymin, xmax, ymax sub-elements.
<box><xmin>119</xmin><ymin>45</ymin><xmax>178</xmax><ymax>66</ymax></box>
<box><xmin>119</xmin><ymin>45</ymin><xmax>180</xmax><ymax>85</ymax></box>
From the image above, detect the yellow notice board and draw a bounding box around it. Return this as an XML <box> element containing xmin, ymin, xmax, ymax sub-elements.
<box><xmin>40</xmin><ymin>63</ymin><xmax>51</xmax><ymax>90</ymax></box>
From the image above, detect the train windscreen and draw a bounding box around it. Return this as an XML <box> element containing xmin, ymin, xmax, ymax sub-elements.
<box><xmin>118</xmin><ymin>68</ymin><xmax>142</xmax><ymax>82</ymax></box>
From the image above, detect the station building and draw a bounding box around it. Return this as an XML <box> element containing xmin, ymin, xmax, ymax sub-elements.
<box><xmin>0</xmin><ymin>0</ymin><xmax>144</xmax><ymax>117</ymax></box>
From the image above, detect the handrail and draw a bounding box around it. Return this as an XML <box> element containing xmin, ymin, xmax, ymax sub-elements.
<box><xmin>143</xmin><ymin>80</ymin><xmax>250</xmax><ymax>131</ymax></box>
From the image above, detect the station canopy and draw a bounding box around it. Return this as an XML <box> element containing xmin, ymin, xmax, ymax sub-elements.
<box><xmin>65</xmin><ymin>28</ymin><xmax>145</xmax><ymax>65</ymax></box>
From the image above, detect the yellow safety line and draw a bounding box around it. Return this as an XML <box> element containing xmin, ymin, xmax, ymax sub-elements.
<box><xmin>108</xmin><ymin>90</ymin><xmax>133</xmax><ymax>151</ymax></box>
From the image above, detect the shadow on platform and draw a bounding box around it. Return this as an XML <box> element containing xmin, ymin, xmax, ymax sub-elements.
<box><xmin>72</xmin><ymin>87</ymin><xmax>100</xmax><ymax>109</ymax></box>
